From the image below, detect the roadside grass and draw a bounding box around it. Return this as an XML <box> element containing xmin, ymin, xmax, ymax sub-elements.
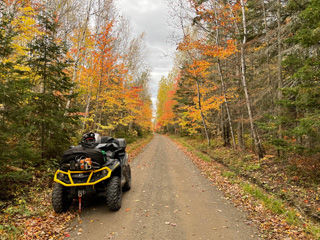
<box><xmin>242</xmin><ymin>183</ymin><xmax>296</xmax><ymax>222</ymax></box>
<box><xmin>169</xmin><ymin>135</ymin><xmax>320</xmax><ymax>239</ymax></box>
<box><xmin>0</xmin><ymin>135</ymin><xmax>153</xmax><ymax>239</ymax></box>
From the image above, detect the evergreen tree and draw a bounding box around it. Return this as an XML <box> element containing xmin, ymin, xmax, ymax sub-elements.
<box><xmin>0</xmin><ymin>4</ymin><xmax>37</xmax><ymax>198</ymax></box>
<box><xmin>0</xmin><ymin>6</ymin><xmax>15</xmax><ymax>162</ymax></box>
<box><xmin>275</xmin><ymin>0</ymin><xmax>320</xmax><ymax>154</ymax></box>
<box><xmin>26</xmin><ymin>10</ymin><xmax>79</xmax><ymax>159</ymax></box>
<box><xmin>0</xmin><ymin>5</ymin><xmax>37</xmax><ymax>166</ymax></box>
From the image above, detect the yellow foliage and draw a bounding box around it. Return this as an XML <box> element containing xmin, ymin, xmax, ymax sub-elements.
<box><xmin>5</xmin><ymin>6</ymin><xmax>43</xmax><ymax>72</ymax></box>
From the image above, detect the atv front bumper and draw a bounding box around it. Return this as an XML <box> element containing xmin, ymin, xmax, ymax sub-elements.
<box><xmin>54</xmin><ymin>166</ymin><xmax>113</xmax><ymax>187</ymax></box>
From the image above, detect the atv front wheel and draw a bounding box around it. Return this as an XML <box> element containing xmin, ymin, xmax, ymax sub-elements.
<box><xmin>122</xmin><ymin>165</ymin><xmax>131</xmax><ymax>192</ymax></box>
<box><xmin>106</xmin><ymin>176</ymin><xmax>122</xmax><ymax>211</ymax></box>
<box><xmin>52</xmin><ymin>183</ymin><xmax>72</xmax><ymax>213</ymax></box>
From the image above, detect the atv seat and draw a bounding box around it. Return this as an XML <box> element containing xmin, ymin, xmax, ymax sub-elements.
<box><xmin>100</xmin><ymin>137</ymin><xmax>126</xmax><ymax>149</ymax></box>
<box><xmin>101</xmin><ymin>136</ymin><xmax>114</xmax><ymax>143</ymax></box>
<box><xmin>115</xmin><ymin>138</ymin><xmax>126</xmax><ymax>149</ymax></box>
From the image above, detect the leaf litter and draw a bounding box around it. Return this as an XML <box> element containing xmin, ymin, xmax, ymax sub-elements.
<box><xmin>170</xmin><ymin>136</ymin><xmax>318</xmax><ymax>239</ymax></box>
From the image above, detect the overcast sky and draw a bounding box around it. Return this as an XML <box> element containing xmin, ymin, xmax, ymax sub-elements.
<box><xmin>116</xmin><ymin>0</ymin><xmax>177</xmax><ymax>112</ymax></box>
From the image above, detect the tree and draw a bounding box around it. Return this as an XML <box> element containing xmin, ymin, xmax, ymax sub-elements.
<box><xmin>26</xmin><ymin>10</ymin><xmax>79</xmax><ymax>159</ymax></box>
<box><xmin>239</xmin><ymin>0</ymin><xmax>265</xmax><ymax>158</ymax></box>
<box><xmin>0</xmin><ymin>2</ymin><xmax>40</xmax><ymax>166</ymax></box>
<box><xmin>277</xmin><ymin>0</ymin><xmax>320</xmax><ymax>154</ymax></box>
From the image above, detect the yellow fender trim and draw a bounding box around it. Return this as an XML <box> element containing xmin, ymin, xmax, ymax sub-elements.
<box><xmin>53</xmin><ymin>166</ymin><xmax>114</xmax><ymax>187</ymax></box>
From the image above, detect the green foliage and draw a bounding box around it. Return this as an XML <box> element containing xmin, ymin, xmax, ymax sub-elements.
<box><xmin>242</xmin><ymin>183</ymin><xmax>302</xmax><ymax>226</ymax></box>
<box><xmin>0</xmin><ymin>4</ymin><xmax>39</xmax><ymax>167</ymax></box>
<box><xmin>26</xmin><ymin>11</ymin><xmax>79</xmax><ymax>159</ymax></box>
<box><xmin>264</xmin><ymin>0</ymin><xmax>320</xmax><ymax>155</ymax></box>
<box><xmin>0</xmin><ymin>8</ymin><xmax>79</xmax><ymax>201</ymax></box>
<box><xmin>0</xmin><ymin>170</ymin><xmax>33</xmax><ymax>200</ymax></box>
<box><xmin>195</xmin><ymin>151</ymin><xmax>211</xmax><ymax>162</ymax></box>
<box><xmin>242</xmin><ymin>183</ymin><xmax>286</xmax><ymax>215</ymax></box>
<box><xmin>0</xmin><ymin>170</ymin><xmax>32</xmax><ymax>184</ymax></box>
<box><xmin>173</xmin><ymin>66</ymin><xmax>196</xmax><ymax>110</ymax></box>
<box><xmin>222</xmin><ymin>171</ymin><xmax>235</xmax><ymax>179</ymax></box>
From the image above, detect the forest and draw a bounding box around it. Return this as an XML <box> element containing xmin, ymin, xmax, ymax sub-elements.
<box><xmin>0</xmin><ymin>0</ymin><xmax>152</xmax><ymax>200</ymax></box>
<box><xmin>156</xmin><ymin>0</ymin><xmax>319</xmax><ymax>159</ymax></box>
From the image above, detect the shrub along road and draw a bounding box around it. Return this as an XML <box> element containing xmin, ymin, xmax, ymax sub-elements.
<box><xmin>68</xmin><ymin>134</ymin><xmax>260</xmax><ymax>239</ymax></box>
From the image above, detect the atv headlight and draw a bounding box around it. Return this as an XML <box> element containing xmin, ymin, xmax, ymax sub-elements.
<box><xmin>101</xmin><ymin>170</ymin><xmax>107</xmax><ymax>176</ymax></box>
<box><xmin>58</xmin><ymin>172</ymin><xmax>64</xmax><ymax>179</ymax></box>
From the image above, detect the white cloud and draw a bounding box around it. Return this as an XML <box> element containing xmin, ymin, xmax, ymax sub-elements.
<box><xmin>117</xmin><ymin>0</ymin><xmax>176</xmax><ymax>106</ymax></box>
<box><xmin>126</xmin><ymin>0</ymin><xmax>160</xmax><ymax>13</ymax></box>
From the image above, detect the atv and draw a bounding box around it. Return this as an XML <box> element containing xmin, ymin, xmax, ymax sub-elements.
<box><xmin>52</xmin><ymin>132</ymin><xmax>131</xmax><ymax>213</ymax></box>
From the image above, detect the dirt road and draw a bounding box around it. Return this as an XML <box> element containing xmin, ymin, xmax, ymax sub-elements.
<box><xmin>69</xmin><ymin>134</ymin><xmax>260</xmax><ymax>239</ymax></box>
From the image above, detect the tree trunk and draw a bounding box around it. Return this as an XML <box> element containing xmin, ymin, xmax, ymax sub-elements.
<box><xmin>212</xmin><ymin>3</ymin><xmax>236</xmax><ymax>148</ymax></box>
<box><xmin>82</xmin><ymin>93</ymin><xmax>91</xmax><ymax>131</ymax></box>
<box><xmin>262</xmin><ymin>0</ymin><xmax>271</xmax><ymax>85</ymax></box>
<box><xmin>41</xmin><ymin>16</ymin><xmax>48</xmax><ymax>159</ymax></box>
<box><xmin>195</xmin><ymin>79</ymin><xmax>211</xmax><ymax>146</ymax></box>
<box><xmin>96</xmin><ymin>102</ymin><xmax>105</xmax><ymax>131</ymax></box>
<box><xmin>240</xmin><ymin>0</ymin><xmax>265</xmax><ymax>159</ymax></box>
<box><xmin>217</xmin><ymin>60</ymin><xmax>236</xmax><ymax>149</ymax></box>
<box><xmin>66</xmin><ymin>0</ymin><xmax>93</xmax><ymax>110</ymax></box>
<box><xmin>277</xmin><ymin>0</ymin><xmax>283</xmax><ymax>156</ymax></box>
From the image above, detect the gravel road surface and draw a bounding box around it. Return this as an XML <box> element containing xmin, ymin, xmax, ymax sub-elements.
<box><xmin>68</xmin><ymin>134</ymin><xmax>260</xmax><ymax>240</ymax></box>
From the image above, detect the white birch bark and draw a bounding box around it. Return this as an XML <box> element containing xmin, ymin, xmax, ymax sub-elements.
<box><xmin>239</xmin><ymin>0</ymin><xmax>265</xmax><ymax>158</ymax></box>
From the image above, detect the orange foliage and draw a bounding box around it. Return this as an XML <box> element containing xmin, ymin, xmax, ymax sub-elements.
<box><xmin>76</xmin><ymin>20</ymin><xmax>152</xmax><ymax>133</ymax></box>
<box><xmin>157</xmin><ymin>0</ymin><xmax>239</xmax><ymax>135</ymax></box>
